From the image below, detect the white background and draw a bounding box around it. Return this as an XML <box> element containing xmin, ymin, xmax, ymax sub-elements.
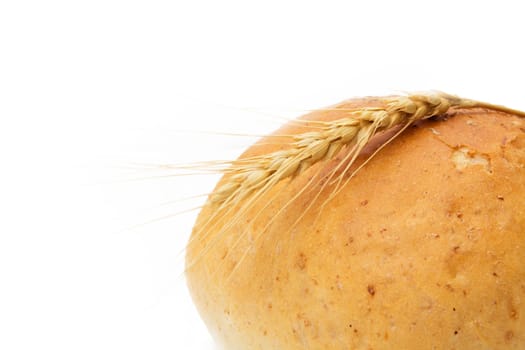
<box><xmin>1</xmin><ymin>1</ymin><xmax>524</xmax><ymax>349</ymax></box>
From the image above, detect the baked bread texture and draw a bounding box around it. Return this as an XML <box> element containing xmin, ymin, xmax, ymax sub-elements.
<box><xmin>186</xmin><ymin>95</ymin><xmax>525</xmax><ymax>349</ymax></box>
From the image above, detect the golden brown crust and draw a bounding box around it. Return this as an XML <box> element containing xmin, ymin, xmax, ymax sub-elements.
<box><xmin>186</xmin><ymin>98</ymin><xmax>525</xmax><ymax>349</ymax></box>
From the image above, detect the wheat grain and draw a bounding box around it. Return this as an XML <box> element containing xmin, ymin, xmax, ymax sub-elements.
<box><xmin>210</xmin><ymin>91</ymin><xmax>525</xmax><ymax>207</ymax></box>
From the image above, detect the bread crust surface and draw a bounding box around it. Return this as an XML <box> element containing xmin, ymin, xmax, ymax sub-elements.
<box><xmin>186</xmin><ymin>99</ymin><xmax>525</xmax><ymax>349</ymax></box>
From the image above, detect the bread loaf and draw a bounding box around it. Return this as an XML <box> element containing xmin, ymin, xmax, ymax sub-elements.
<box><xmin>186</xmin><ymin>94</ymin><xmax>525</xmax><ymax>349</ymax></box>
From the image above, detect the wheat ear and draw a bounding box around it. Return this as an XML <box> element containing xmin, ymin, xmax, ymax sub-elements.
<box><xmin>210</xmin><ymin>91</ymin><xmax>525</xmax><ymax>206</ymax></box>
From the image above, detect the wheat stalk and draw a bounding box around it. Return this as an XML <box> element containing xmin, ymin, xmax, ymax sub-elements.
<box><xmin>210</xmin><ymin>91</ymin><xmax>525</xmax><ymax>207</ymax></box>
